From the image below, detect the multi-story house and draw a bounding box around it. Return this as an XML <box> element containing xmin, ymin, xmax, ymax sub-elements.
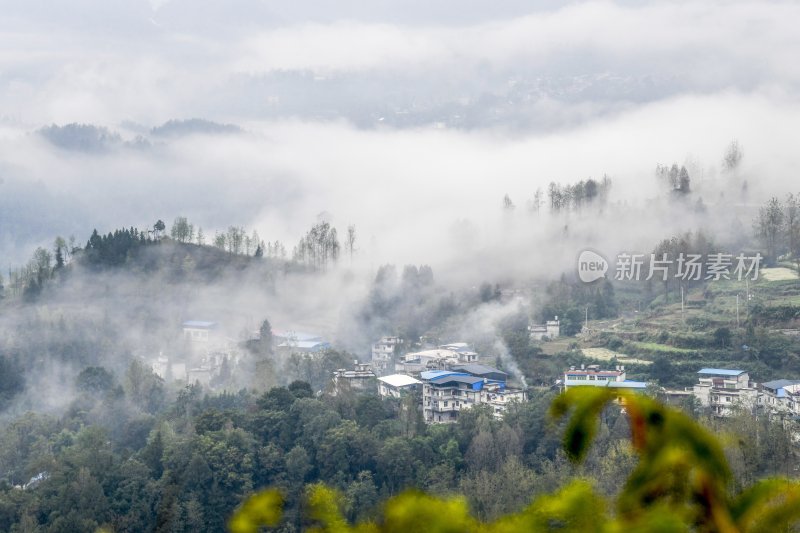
<box><xmin>377</xmin><ymin>373</ymin><xmax>422</xmax><ymax>398</ymax></box>
<box><xmin>692</xmin><ymin>368</ymin><xmax>758</xmax><ymax>416</ymax></box>
<box><xmin>397</xmin><ymin>344</ymin><xmax>479</xmax><ymax>375</ymax></box>
<box><xmin>371</xmin><ymin>336</ymin><xmax>403</xmax><ymax>376</ymax></box>
<box><xmin>332</xmin><ymin>363</ymin><xmax>377</xmax><ymax>394</ymax></box>
<box><xmin>759</xmin><ymin>379</ymin><xmax>800</xmax><ymax>416</ymax></box>
<box><xmin>420</xmin><ymin>367</ymin><xmax>526</xmax><ymax>423</ymax></box>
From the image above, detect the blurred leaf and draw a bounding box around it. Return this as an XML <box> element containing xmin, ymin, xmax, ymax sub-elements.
<box><xmin>228</xmin><ymin>489</ymin><xmax>283</xmax><ymax>533</ymax></box>
<box><xmin>381</xmin><ymin>491</ymin><xmax>478</xmax><ymax>533</ymax></box>
<box><xmin>490</xmin><ymin>480</ymin><xmax>607</xmax><ymax>532</ymax></box>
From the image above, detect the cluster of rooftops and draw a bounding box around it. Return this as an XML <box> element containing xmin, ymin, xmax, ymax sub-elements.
<box><xmin>420</xmin><ymin>366</ymin><xmax>510</xmax><ymax>391</ymax></box>
<box><xmin>377</xmin><ymin>364</ymin><xmax>511</xmax><ymax>392</ymax></box>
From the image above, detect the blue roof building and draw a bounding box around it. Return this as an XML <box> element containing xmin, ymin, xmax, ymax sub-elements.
<box><xmin>697</xmin><ymin>368</ymin><xmax>747</xmax><ymax>377</ymax></box>
<box><xmin>421</xmin><ymin>371</ymin><xmax>525</xmax><ymax>424</ymax></box>
<box><xmin>760</xmin><ymin>379</ymin><xmax>800</xmax><ymax>415</ymax></box>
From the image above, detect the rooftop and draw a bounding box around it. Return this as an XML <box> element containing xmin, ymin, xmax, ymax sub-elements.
<box><xmin>564</xmin><ymin>379</ymin><xmax>647</xmax><ymax>389</ymax></box>
<box><xmin>762</xmin><ymin>379</ymin><xmax>800</xmax><ymax>391</ymax></box>
<box><xmin>607</xmin><ymin>380</ymin><xmax>648</xmax><ymax>389</ymax></box>
<box><xmin>274</xmin><ymin>331</ymin><xmax>324</xmax><ymax>342</ymax></box>
<box><xmin>698</xmin><ymin>368</ymin><xmax>746</xmax><ymax>377</ymax></box>
<box><xmin>378</xmin><ymin>374</ymin><xmax>422</xmax><ymax>388</ymax></box>
<box><xmin>565</xmin><ymin>370</ymin><xmax>623</xmax><ymax>376</ymax></box>
<box><xmin>451</xmin><ymin>364</ymin><xmax>508</xmax><ymax>379</ymax></box>
<box><xmin>420</xmin><ymin>370</ymin><xmax>457</xmax><ymax>380</ymax></box>
<box><xmin>278</xmin><ymin>340</ymin><xmax>330</xmax><ymax>349</ymax></box>
<box><xmin>182</xmin><ymin>321</ymin><xmax>216</xmax><ymax>329</ymax></box>
<box><xmin>406</xmin><ymin>349</ymin><xmax>458</xmax><ymax>360</ymax></box>
<box><xmin>430</xmin><ymin>374</ymin><xmax>485</xmax><ymax>386</ymax></box>
<box><xmin>439</xmin><ymin>342</ymin><xmax>470</xmax><ymax>352</ymax></box>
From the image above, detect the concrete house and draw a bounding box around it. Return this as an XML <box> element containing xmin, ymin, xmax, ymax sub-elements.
<box><xmin>692</xmin><ymin>368</ymin><xmax>758</xmax><ymax>416</ymax></box>
<box><xmin>377</xmin><ymin>373</ymin><xmax>422</xmax><ymax>398</ymax></box>
<box><xmin>332</xmin><ymin>363</ymin><xmax>377</xmax><ymax>394</ymax></box>
<box><xmin>371</xmin><ymin>336</ymin><xmax>404</xmax><ymax>376</ymax></box>
<box><xmin>420</xmin><ymin>368</ymin><xmax>526</xmax><ymax>424</ymax></box>
<box><xmin>759</xmin><ymin>379</ymin><xmax>800</xmax><ymax>416</ymax></box>
<box><xmin>529</xmin><ymin>316</ymin><xmax>561</xmax><ymax>341</ymax></box>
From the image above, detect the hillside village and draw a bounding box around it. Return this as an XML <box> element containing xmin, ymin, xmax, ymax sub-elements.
<box><xmin>150</xmin><ymin>261</ymin><xmax>800</xmax><ymax>436</ymax></box>
<box><xmin>2</xmin><ymin>217</ymin><xmax>800</xmax><ymax>531</ymax></box>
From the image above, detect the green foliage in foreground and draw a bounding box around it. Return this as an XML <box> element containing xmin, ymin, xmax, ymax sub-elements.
<box><xmin>230</xmin><ymin>388</ymin><xmax>800</xmax><ymax>533</ymax></box>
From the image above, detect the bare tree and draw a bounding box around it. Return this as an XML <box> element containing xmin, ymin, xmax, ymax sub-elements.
<box><xmin>723</xmin><ymin>140</ymin><xmax>743</xmax><ymax>173</ymax></box>
<box><xmin>528</xmin><ymin>187</ymin><xmax>543</xmax><ymax>214</ymax></box>
<box><xmin>786</xmin><ymin>193</ymin><xmax>800</xmax><ymax>273</ymax></box>
<box><xmin>755</xmin><ymin>197</ymin><xmax>784</xmax><ymax>264</ymax></box>
<box><xmin>213</xmin><ymin>232</ymin><xmax>226</xmax><ymax>251</ymax></box>
<box><xmin>346</xmin><ymin>224</ymin><xmax>357</xmax><ymax>260</ymax></box>
<box><xmin>170</xmin><ymin>217</ymin><xmax>194</xmax><ymax>243</ymax></box>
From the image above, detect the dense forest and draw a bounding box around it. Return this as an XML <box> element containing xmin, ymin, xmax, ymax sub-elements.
<box><xmin>1</xmin><ymin>373</ymin><xmax>797</xmax><ymax>532</ymax></box>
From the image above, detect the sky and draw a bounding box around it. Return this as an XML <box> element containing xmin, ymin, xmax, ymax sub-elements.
<box><xmin>1</xmin><ymin>0</ymin><xmax>799</xmax><ymax>272</ymax></box>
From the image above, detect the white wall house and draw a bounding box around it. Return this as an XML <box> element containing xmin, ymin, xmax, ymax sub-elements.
<box><xmin>183</xmin><ymin>320</ymin><xmax>217</xmax><ymax>342</ymax></box>
<box><xmin>332</xmin><ymin>363</ymin><xmax>377</xmax><ymax>394</ymax></box>
<box><xmin>529</xmin><ymin>317</ymin><xmax>560</xmax><ymax>341</ymax></box>
<box><xmin>692</xmin><ymin>368</ymin><xmax>758</xmax><ymax>417</ymax></box>
<box><xmin>420</xmin><ymin>367</ymin><xmax>526</xmax><ymax>424</ymax></box>
<box><xmin>759</xmin><ymin>379</ymin><xmax>800</xmax><ymax>416</ymax></box>
<box><xmin>397</xmin><ymin>344</ymin><xmax>479</xmax><ymax>375</ymax></box>
<box><xmin>371</xmin><ymin>336</ymin><xmax>404</xmax><ymax>376</ymax></box>
<box><xmin>377</xmin><ymin>373</ymin><xmax>421</xmax><ymax>398</ymax></box>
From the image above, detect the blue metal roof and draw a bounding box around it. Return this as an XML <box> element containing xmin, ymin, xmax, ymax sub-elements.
<box><xmin>762</xmin><ymin>379</ymin><xmax>800</xmax><ymax>389</ymax></box>
<box><xmin>420</xmin><ymin>370</ymin><xmax>456</xmax><ymax>380</ymax></box>
<box><xmin>697</xmin><ymin>368</ymin><xmax>745</xmax><ymax>377</ymax></box>
<box><xmin>608</xmin><ymin>381</ymin><xmax>648</xmax><ymax>389</ymax></box>
<box><xmin>430</xmin><ymin>374</ymin><xmax>484</xmax><ymax>385</ymax></box>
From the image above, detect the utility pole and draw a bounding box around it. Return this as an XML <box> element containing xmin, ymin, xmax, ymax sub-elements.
<box><xmin>680</xmin><ymin>286</ymin><xmax>685</xmax><ymax>321</ymax></box>
<box><xmin>736</xmin><ymin>294</ymin><xmax>740</xmax><ymax>329</ymax></box>
<box><xmin>585</xmin><ymin>306</ymin><xmax>589</xmax><ymax>331</ymax></box>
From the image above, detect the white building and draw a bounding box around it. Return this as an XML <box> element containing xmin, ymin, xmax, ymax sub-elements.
<box><xmin>377</xmin><ymin>373</ymin><xmax>422</xmax><ymax>398</ymax></box>
<box><xmin>371</xmin><ymin>336</ymin><xmax>404</xmax><ymax>376</ymax></box>
<box><xmin>759</xmin><ymin>379</ymin><xmax>800</xmax><ymax>416</ymax></box>
<box><xmin>175</xmin><ymin>320</ymin><xmax>240</xmax><ymax>386</ymax></box>
<box><xmin>332</xmin><ymin>363</ymin><xmax>377</xmax><ymax>394</ymax></box>
<box><xmin>420</xmin><ymin>367</ymin><xmax>526</xmax><ymax>424</ymax></box>
<box><xmin>397</xmin><ymin>345</ymin><xmax>479</xmax><ymax>375</ymax></box>
<box><xmin>529</xmin><ymin>317</ymin><xmax>560</xmax><ymax>341</ymax></box>
<box><xmin>183</xmin><ymin>320</ymin><xmax>217</xmax><ymax>343</ymax></box>
<box><xmin>274</xmin><ymin>331</ymin><xmax>331</xmax><ymax>353</ymax></box>
<box><xmin>151</xmin><ymin>356</ymin><xmax>187</xmax><ymax>382</ymax></box>
<box><xmin>692</xmin><ymin>368</ymin><xmax>758</xmax><ymax>416</ymax></box>
<box><xmin>561</xmin><ymin>365</ymin><xmax>647</xmax><ymax>397</ymax></box>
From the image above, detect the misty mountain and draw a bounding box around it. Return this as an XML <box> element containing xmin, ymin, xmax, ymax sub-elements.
<box><xmin>150</xmin><ymin>118</ymin><xmax>242</xmax><ymax>138</ymax></box>
<box><xmin>38</xmin><ymin>123</ymin><xmax>123</xmax><ymax>153</ymax></box>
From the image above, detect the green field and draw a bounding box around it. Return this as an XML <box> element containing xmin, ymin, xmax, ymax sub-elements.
<box><xmin>628</xmin><ymin>341</ymin><xmax>697</xmax><ymax>355</ymax></box>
